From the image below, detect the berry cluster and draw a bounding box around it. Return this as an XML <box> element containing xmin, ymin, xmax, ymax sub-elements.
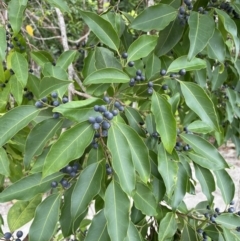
<box><xmin>4</xmin><ymin>230</ymin><xmax>23</xmax><ymax>241</ymax></box>
<box><xmin>220</xmin><ymin>2</ymin><xmax>240</xmax><ymax>19</ymax></box>
<box><xmin>129</xmin><ymin>69</ymin><xmax>145</xmax><ymax>87</ymax></box>
<box><xmin>177</xmin><ymin>6</ymin><xmax>190</xmax><ymax>26</ymax></box>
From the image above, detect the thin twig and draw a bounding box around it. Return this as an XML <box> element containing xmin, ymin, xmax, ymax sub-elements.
<box><xmin>68</xmin><ymin>30</ymin><xmax>90</xmax><ymax>44</ymax></box>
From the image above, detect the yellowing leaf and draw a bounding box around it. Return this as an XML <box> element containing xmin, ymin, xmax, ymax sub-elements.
<box><xmin>26</xmin><ymin>25</ymin><xmax>34</xmax><ymax>36</ymax></box>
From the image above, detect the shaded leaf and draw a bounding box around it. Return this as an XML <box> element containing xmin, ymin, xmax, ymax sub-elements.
<box><xmin>216</xmin><ymin>214</ymin><xmax>240</xmax><ymax>229</ymax></box>
<box><xmin>45</xmin><ymin>0</ymin><xmax>70</xmax><ymax>12</ymax></box>
<box><xmin>145</xmin><ymin>52</ymin><xmax>161</xmax><ymax>80</ymax></box>
<box><xmin>56</xmin><ymin>50</ymin><xmax>77</xmax><ymax>71</ymax></box>
<box><xmin>10</xmin><ymin>75</ymin><xmax>23</xmax><ymax>105</ymax></box>
<box><xmin>0</xmin><ymin>147</ymin><xmax>10</xmax><ymax>176</ymax></box>
<box><xmin>0</xmin><ymin>27</ymin><xmax>7</xmax><ymax>62</ymax></box>
<box><xmin>124</xmin><ymin>221</ymin><xmax>143</xmax><ymax>241</ymax></box>
<box><xmin>187</xmin><ymin>120</ymin><xmax>213</xmax><ymax>134</ymax></box>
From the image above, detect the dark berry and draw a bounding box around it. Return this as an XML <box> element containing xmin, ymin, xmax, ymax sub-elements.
<box><xmin>70</xmin><ymin>171</ymin><xmax>76</xmax><ymax>177</ymax></box>
<box><xmin>72</xmin><ymin>163</ymin><xmax>79</xmax><ymax>171</ymax></box>
<box><xmin>88</xmin><ymin>116</ymin><xmax>96</xmax><ymax>124</ymax></box>
<box><xmin>7</xmin><ymin>23</ymin><xmax>11</xmax><ymax>28</ymax></box>
<box><xmin>237</xmin><ymin>211</ymin><xmax>240</xmax><ymax>216</ymax></box>
<box><xmin>52</xmin><ymin>100</ymin><xmax>60</xmax><ymax>107</ymax></box>
<box><xmin>94</xmin><ymin>105</ymin><xmax>99</xmax><ymax>111</ymax></box>
<box><xmin>140</xmin><ymin>75</ymin><xmax>145</xmax><ymax>81</ymax></box>
<box><xmin>41</xmin><ymin>97</ymin><xmax>48</xmax><ymax>103</ymax></box>
<box><xmin>62</xmin><ymin>96</ymin><xmax>68</xmax><ymax>103</ymax></box>
<box><xmin>118</xmin><ymin>105</ymin><xmax>124</xmax><ymax>111</ymax></box>
<box><xmin>198</xmin><ymin>7</ymin><xmax>204</xmax><ymax>13</ymax></box>
<box><xmin>160</xmin><ymin>69</ymin><xmax>167</xmax><ymax>76</ymax></box>
<box><xmin>29</xmin><ymin>69</ymin><xmax>33</xmax><ymax>73</ymax></box>
<box><xmin>121</xmin><ymin>52</ymin><xmax>128</xmax><ymax>59</ymax></box>
<box><xmin>114</xmin><ymin>101</ymin><xmax>121</xmax><ymax>108</ymax></box>
<box><xmin>98</xmin><ymin>105</ymin><xmax>107</xmax><ymax>113</ymax></box>
<box><xmin>215</xmin><ymin>207</ymin><xmax>220</xmax><ymax>213</ymax></box>
<box><xmin>179</xmin><ymin>69</ymin><xmax>186</xmax><ymax>76</ymax></box>
<box><xmin>10</xmin><ymin>69</ymin><xmax>14</xmax><ymax>75</ymax></box>
<box><xmin>94</xmin><ymin>133</ymin><xmax>100</xmax><ymax>138</ymax></box>
<box><xmin>102</xmin><ymin>120</ymin><xmax>111</xmax><ymax>130</ymax></box>
<box><xmin>128</xmin><ymin>61</ymin><xmax>134</xmax><ymax>67</ymax></box>
<box><xmin>102</xmin><ymin>130</ymin><xmax>108</xmax><ymax>137</ymax></box>
<box><xmin>35</xmin><ymin>101</ymin><xmax>43</xmax><ymax>108</ymax></box>
<box><xmin>95</xmin><ymin>116</ymin><xmax>103</xmax><ymax>123</ymax></box>
<box><xmin>92</xmin><ymin>142</ymin><xmax>98</xmax><ymax>149</ymax></box>
<box><xmin>202</xmin><ymin>232</ymin><xmax>207</xmax><ymax>239</ymax></box>
<box><xmin>4</xmin><ymin>232</ymin><xmax>12</xmax><ymax>239</ymax></box>
<box><xmin>111</xmin><ymin>109</ymin><xmax>118</xmax><ymax>116</ymax></box>
<box><xmin>61</xmin><ymin>179</ymin><xmax>69</xmax><ymax>188</ymax></box>
<box><xmin>106</xmin><ymin>167</ymin><xmax>113</xmax><ymax>175</ymax></box>
<box><xmin>106</xmin><ymin>112</ymin><xmax>114</xmax><ymax>120</ymax></box>
<box><xmin>148</xmin><ymin>81</ymin><xmax>153</xmax><ymax>87</ymax></box>
<box><xmin>213</xmin><ymin>213</ymin><xmax>218</xmax><ymax>218</ymax></box>
<box><xmin>135</xmin><ymin>75</ymin><xmax>141</xmax><ymax>81</ymax></box>
<box><xmin>184</xmin><ymin>0</ymin><xmax>192</xmax><ymax>6</ymax></box>
<box><xmin>197</xmin><ymin>228</ymin><xmax>203</xmax><ymax>234</ymax></box>
<box><xmin>162</xmin><ymin>84</ymin><xmax>168</xmax><ymax>90</ymax></box>
<box><xmin>16</xmin><ymin>239</ymin><xmax>21</xmax><ymax>241</ymax></box>
<box><xmin>230</xmin><ymin>200</ymin><xmax>235</xmax><ymax>205</ymax></box>
<box><xmin>93</xmin><ymin>123</ymin><xmax>100</xmax><ymax>130</ymax></box>
<box><xmin>51</xmin><ymin>181</ymin><xmax>58</xmax><ymax>188</ymax></box>
<box><xmin>136</xmin><ymin>69</ymin><xmax>142</xmax><ymax>76</ymax></box>
<box><xmin>183</xmin><ymin>126</ymin><xmax>188</xmax><ymax>132</ymax></box>
<box><xmin>204</xmin><ymin>213</ymin><xmax>209</xmax><ymax>218</ymax></box>
<box><xmin>51</xmin><ymin>91</ymin><xmax>58</xmax><ymax>98</ymax></box>
<box><xmin>103</xmin><ymin>96</ymin><xmax>110</xmax><ymax>103</ymax></box>
<box><xmin>66</xmin><ymin>166</ymin><xmax>73</xmax><ymax>173</ymax></box>
<box><xmin>228</xmin><ymin>207</ymin><xmax>235</xmax><ymax>213</ymax></box>
<box><xmin>147</xmin><ymin>87</ymin><xmax>153</xmax><ymax>95</ymax></box>
<box><xmin>151</xmin><ymin>132</ymin><xmax>159</xmax><ymax>138</ymax></box>
<box><xmin>179</xmin><ymin>6</ymin><xmax>185</xmax><ymax>14</ymax></box>
<box><xmin>53</xmin><ymin>112</ymin><xmax>60</xmax><ymax>119</ymax></box>
<box><xmin>210</xmin><ymin>216</ymin><xmax>215</xmax><ymax>223</ymax></box>
<box><xmin>236</xmin><ymin>227</ymin><xmax>240</xmax><ymax>232</ymax></box>
<box><xmin>188</xmin><ymin>4</ymin><xmax>193</xmax><ymax>10</ymax></box>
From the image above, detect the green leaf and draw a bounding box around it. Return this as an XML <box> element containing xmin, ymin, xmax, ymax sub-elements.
<box><xmin>181</xmin><ymin>223</ymin><xmax>199</xmax><ymax>241</ymax></box>
<box><xmin>85</xmin><ymin>210</ymin><xmax>110</xmax><ymax>241</ymax></box>
<box><xmin>95</xmin><ymin>47</ymin><xmax>121</xmax><ymax>70</ymax></box>
<box><xmin>42</xmin><ymin>63</ymin><xmax>68</xmax><ymax>79</ymax></box>
<box><xmin>56</xmin><ymin>50</ymin><xmax>77</xmax><ymax>71</ymax></box>
<box><xmin>127</xmin><ymin>35</ymin><xmax>158</xmax><ymax>62</ymax></box>
<box><xmin>82</xmin><ymin>50</ymin><xmax>97</xmax><ymax>78</ymax></box>
<box><xmin>71</xmin><ymin>162</ymin><xmax>103</xmax><ymax>220</ymax></box>
<box><xmin>84</xmin><ymin>68</ymin><xmax>129</xmax><ymax>85</ymax></box>
<box><xmin>132</xmin><ymin>182</ymin><xmax>157</xmax><ymax>216</ymax></box>
<box><xmin>24</xmin><ymin>118</ymin><xmax>63</xmax><ymax>168</ymax></box>
<box><xmin>0</xmin><ymin>27</ymin><xmax>7</xmax><ymax>62</ymax></box>
<box><xmin>167</xmin><ymin>55</ymin><xmax>206</xmax><ymax>73</ymax></box>
<box><xmin>188</xmin><ymin>12</ymin><xmax>215</xmax><ymax>60</ymax></box>
<box><xmin>10</xmin><ymin>75</ymin><xmax>23</xmax><ymax>105</ymax></box>
<box><xmin>0</xmin><ymin>106</ymin><xmax>40</xmax><ymax>147</ymax></box>
<box><xmin>43</xmin><ymin>121</ymin><xmax>94</xmax><ymax>178</ymax></box>
<box><xmin>194</xmin><ymin>164</ymin><xmax>215</xmax><ymax>204</ymax></box>
<box><xmin>180</xmin><ymin>82</ymin><xmax>220</xmax><ymax>131</ymax></box>
<box><xmin>39</xmin><ymin>76</ymin><xmax>71</xmax><ymax>99</ymax></box>
<box><xmin>28</xmin><ymin>194</ymin><xmax>61</xmax><ymax>241</ymax></box>
<box><xmin>0</xmin><ymin>147</ymin><xmax>10</xmax><ymax>176</ymax></box>
<box><xmin>11</xmin><ymin>52</ymin><xmax>28</xmax><ymax>86</ymax></box>
<box><xmin>207</xmin><ymin>29</ymin><xmax>226</xmax><ymax>63</ymax></box>
<box><xmin>158</xmin><ymin>212</ymin><xmax>177</xmax><ymax>241</ymax></box>
<box><xmin>105</xmin><ymin>180</ymin><xmax>130</xmax><ymax>241</ymax></box>
<box><xmin>124</xmin><ymin>221</ymin><xmax>144</xmax><ymax>241</ymax></box>
<box><xmin>180</xmin><ymin>134</ymin><xmax>229</xmax><ymax>170</ymax></box>
<box><xmin>45</xmin><ymin>0</ymin><xmax>70</xmax><ymax>12</ymax></box>
<box><xmin>145</xmin><ymin>52</ymin><xmax>161</xmax><ymax>80</ymax></box>
<box><xmin>130</xmin><ymin>4</ymin><xmax>177</xmax><ymax>31</ymax></box>
<box><xmin>151</xmin><ymin>91</ymin><xmax>176</xmax><ymax>153</ymax></box>
<box><xmin>80</xmin><ymin>10</ymin><xmax>119</xmax><ymax>51</ymax></box>
<box><xmin>125</xmin><ymin>107</ymin><xmax>145</xmax><ymax>137</ymax></box>
<box><xmin>112</xmin><ymin>122</ymin><xmax>150</xmax><ymax>184</ymax></box>
<box><xmin>27</xmin><ymin>74</ymin><xmax>40</xmax><ymax>98</ymax></box>
<box><xmin>222</xmin><ymin>226</ymin><xmax>240</xmax><ymax>241</ymax></box>
<box><xmin>214</xmin><ymin>169</ymin><xmax>235</xmax><ymax>205</ymax></box>
<box><xmin>8</xmin><ymin>0</ymin><xmax>26</xmax><ymax>34</ymax></box>
<box><xmin>216</xmin><ymin>9</ymin><xmax>239</xmax><ymax>61</ymax></box>
<box><xmin>7</xmin><ymin>194</ymin><xmax>42</xmax><ymax>232</ymax></box>
<box><xmin>216</xmin><ymin>214</ymin><xmax>240</xmax><ymax>229</ymax></box>
<box><xmin>0</xmin><ymin>172</ymin><xmax>63</xmax><ymax>202</ymax></box>
<box><xmin>157</xmin><ymin>143</ymin><xmax>178</xmax><ymax>196</ymax></box>
<box><xmin>187</xmin><ymin>120</ymin><xmax>213</xmax><ymax>134</ymax></box>
<box><xmin>107</xmin><ymin>124</ymin><xmax>135</xmax><ymax>195</ymax></box>
<box><xmin>31</xmin><ymin>51</ymin><xmax>52</xmax><ymax>68</ymax></box>
<box><xmin>155</xmin><ymin>17</ymin><xmax>185</xmax><ymax>57</ymax></box>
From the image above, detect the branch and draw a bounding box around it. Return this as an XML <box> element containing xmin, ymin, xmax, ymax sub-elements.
<box><xmin>68</xmin><ymin>30</ymin><xmax>90</xmax><ymax>44</ymax></box>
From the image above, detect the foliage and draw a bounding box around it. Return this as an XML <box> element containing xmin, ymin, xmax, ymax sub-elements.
<box><xmin>0</xmin><ymin>0</ymin><xmax>240</xmax><ymax>240</ymax></box>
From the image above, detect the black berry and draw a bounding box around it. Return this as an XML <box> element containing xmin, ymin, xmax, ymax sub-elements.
<box><xmin>51</xmin><ymin>181</ymin><xmax>58</xmax><ymax>188</ymax></box>
<box><xmin>88</xmin><ymin>116</ymin><xmax>96</xmax><ymax>124</ymax></box>
<box><xmin>51</xmin><ymin>91</ymin><xmax>58</xmax><ymax>98</ymax></box>
<box><xmin>128</xmin><ymin>61</ymin><xmax>134</xmax><ymax>67</ymax></box>
<box><xmin>179</xmin><ymin>69</ymin><xmax>186</xmax><ymax>76</ymax></box>
<box><xmin>121</xmin><ymin>52</ymin><xmax>128</xmax><ymax>59</ymax></box>
<box><xmin>35</xmin><ymin>101</ymin><xmax>43</xmax><ymax>108</ymax></box>
<box><xmin>53</xmin><ymin>112</ymin><xmax>60</xmax><ymax>119</ymax></box>
<box><xmin>62</xmin><ymin>96</ymin><xmax>68</xmax><ymax>103</ymax></box>
<box><xmin>95</xmin><ymin>116</ymin><xmax>103</xmax><ymax>123</ymax></box>
<box><xmin>162</xmin><ymin>84</ymin><xmax>168</xmax><ymax>90</ymax></box>
<box><xmin>93</xmin><ymin>123</ymin><xmax>100</xmax><ymax>130</ymax></box>
<box><xmin>148</xmin><ymin>81</ymin><xmax>153</xmax><ymax>87</ymax></box>
<box><xmin>160</xmin><ymin>69</ymin><xmax>167</xmax><ymax>76</ymax></box>
<box><xmin>4</xmin><ymin>232</ymin><xmax>12</xmax><ymax>240</ymax></box>
<box><xmin>103</xmin><ymin>96</ymin><xmax>110</xmax><ymax>103</ymax></box>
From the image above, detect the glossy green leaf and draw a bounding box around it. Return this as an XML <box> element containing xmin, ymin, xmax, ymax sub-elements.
<box><xmin>42</xmin><ymin>63</ymin><xmax>68</xmax><ymax>79</ymax></box>
<box><xmin>0</xmin><ymin>172</ymin><xmax>63</xmax><ymax>202</ymax></box>
<box><xmin>188</xmin><ymin>12</ymin><xmax>215</xmax><ymax>60</ymax></box>
<box><xmin>43</xmin><ymin>121</ymin><xmax>94</xmax><ymax>177</ymax></box>
<box><xmin>180</xmin><ymin>81</ymin><xmax>220</xmax><ymax>131</ymax></box>
<box><xmin>155</xmin><ymin>18</ymin><xmax>185</xmax><ymax>57</ymax></box>
<box><xmin>0</xmin><ymin>106</ymin><xmax>40</xmax><ymax>147</ymax></box>
<box><xmin>39</xmin><ymin>76</ymin><xmax>71</xmax><ymax>99</ymax></box>
<box><xmin>85</xmin><ymin>210</ymin><xmax>110</xmax><ymax>241</ymax></box>
<box><xmin>10</xmin><ymin>75</ymin><xmax>23</xmax><ymax>105</ymax></box>
<box><xmin>180</xmin><ymin>134</ymin><xmax>229</xmax><ymax>170</ymax></box>
<box><xmin>8</xmin><ymin>0</ymin><xmax>26</xmax><ymax>34</ymax></box>
<box><xmin>214</xmin><ymin>169</ymin><xmax>235</xmax><ymax>205</ymax></box>
<box><xmin>124</xmin><ymin>221</ymin><xmax>143</xmax><ymax>241</ymax></box>
<box><xmin>82</xmin><ymin>50</ymin><xmax>96</xmax><ymax>78</ymax></box>
<box><xmin>130</xmin><ymin>4</ymin><xmax>177</xmax><ymax>31</ymax></box>
<box><xmin>216</xmin><ymin>9</ymin><xmax>239</xmax><ymax>61</ymax></box>
<box><xmin>181</xmin><ymin>223</ymin><xmax>199</xmax><ymax>241</ymax></box>
<box><xmin>194</xmin><ymin>69</ymin><xmax>207</xmax><ymax>88</ymax></box>
<box><xmin>207</xmin><ymin>29</ymin><xmax>226</xmax><ymax>63</ymax></box>
<box><xmin>7</xmin><ymin>194</ymin><xmax>42</xmax><ymax>232</ymax></box>
<box><xmin>105</xmin><ymin>180</ymin><xmax>130</xmax><ymax>241</ymax></box>
<box><xmin>216</xmin><ymin>213</ymin><xmax>240</xmax><ymax>229</ymax></box>
<box><xmin>194</xmin><ymin>164</ymin><xmax>215</xmax><ymax>204</ymax></box>
<box><xmin>24</xmin><ymin>118</ymin><xmax>63</xmax><ymax>168</ymax></box>
<box><xmin>27</xmin><ymin>74</ymin><xmax>40</xmax><ymax>98</ymax></box>
<box><xmin>132</xmin><ymin>182</ymin><xmax>157</xmax><ymax>216</ymax></box>
<box><xmin>0</xmin><ymin>147</ymin><xmax>10</xmax><ymax>176</ymax></box>
<box><xmin>158</xmin><ymin>212</ymin><xmax>177</xmax><ymax>241</ymax></box>
<box><xmin>171</xmin><ymin>163</ymin><xmax>188</xmax><ymax>210</ymax></box>
<box><xmin>127</xmin><ymin>35</ymin><xmax>158</xmax><ymax>62</ymax></box>
<box><xmin>31</xmin><ymin>51</ymin><xmax>51</xmax><ymax>68</ymax></box>
<box><xmin>71</xmin><ymin>162</ymin><xmax>103</xmax><ymax>220</ymax></box>
<box><xmin>222</xmin><ymin>226</ymin><xmax>240</xmax><ymax>241</ymax></box>
<box><xmin>151</xmin><ymin>91</ymin><xmax>176</xmax><ymax>153</ymax></box>
<box><xmin>84</xmin><ymin>68</ymin><xmax>129</xmax><ymax>85</ymax></box>
<box><xmin>29</xmin><ymin>194</ymin><xmax>61</xmax><ymax>241</ymax></box>
<box><xmin>56</xmin><ymin>50</ymin><xmax>77</xmax><ymax>70</ymax></box>
<box><xmin>167</xmin><ymin>55</ymin><xmax>206</xmax><ymax>73</ymax></box>
<box><xmin>157</xmin><ymin>143</ymin><xmax>178</xmax><ymax>196</ymax></box>
<box><xmin>145</xmin><ymin>52</ymin><xmax>161</xmax><ymax>80</ymax></box>
<box><xmin>0</xmin><ymin>27</ymin><xmax>7</xmax><ymax>62</ymax></box>
<box><xmin>46</xmin><ymin>0</ymin><xmax>70</xmax><ymax>12</ymax></box>
<box><xmin>80</xmin><ymin>10</ymin><xmax>119</xmax><ymax>51</ymax></box>
<box><xmin>187</xmin><ymin>120</ymin><xmax>213</xmax><ymax>134</ymax></box>
<box><xmin>11</xmin><ymin>52</ymin><xmax>28</xmax><ymax>86</ymax></box>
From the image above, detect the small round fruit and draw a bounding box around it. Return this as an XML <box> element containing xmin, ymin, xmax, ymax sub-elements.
<box><xmin>102</xmin><ymin>120</ymin><xmax>111</xmax><ymax>130</ymax></box>
<box><xmin>62</xmin><ymin>96</ymin><xmax>68</xmax><ymax>103</ymax></box>
<box><xmin>66</xmin><ymin>166</ymin><xmax>73</xmax><ymax>173</ymax></box>
<box><xmin>179</xmin><ymin>68</ymin><xmax>186</xmax><ymax>76</ymax></box>
<box><xmin>128</xmin><ymin>61</ymin><xmax>135</xmax><ymax>67</ymax></box>
<box><xmin>148</xmin><ymin>81</ymin><xmax>153</xmax><ymax>87</ymax></box>
<box><xmin>51</xmin><ymin>181</ymin><xmax>58</xmax><ymax>188</ymax></box>
<box><xmin>4</xmin><ymin>232</ymin><xmax>12</xmax><ymax>240</ymax></box>
<box><xmin>98</xmin><ymin>105</ymin><xmax>107</xmax><ymax>113</ymax></box>
<box><xmin>118</xmin><ymin>105</ymin><xmax>124</xmax><ymax>111</ymax></box>
<box><xmin>95</xmin><ymin>116</ymin><xmax>103</xmax><ymax>123</ymax></box>
<box><xmin>147</xmin><ymin>87</ymin><xmax>153</xmax><ymax>95</ymax></box>
<box><xmin>102</xmin><ymin>130</ymin><xmax>108</xmax><ymax>137</ymax></box>
<box><xmin>198</xmin><ymin>7</ymin><xmax>204</xmax><ymax>12</ymax></box>
<box><xmin>106</xmin><ymin>112</ymin><xmax>114</xmax><ymax>120</ymax></box>
<box><xmin>111</xmin><ymin>109</ymin><xmax>118</xmax><ymax>116</ymax></box>
<box><xmin>53</xmin><ymin>112</ymin><xmax>60</xmax><ymax>119</ymax></box>
<box><xmin>41</xmin><ymin>97</ymin><xmax>48</xmax><ymax>102</ymax></box>
<box><xmin>35</xmin><ymin>101</ymin><xmax>43</xmax><ymax>108</ymax></box>
<box><xmin>93</xmin><ymin>123</ymin><xmax>100</xmax><ymax>130</ymax></box>
<box><xmin>136</xmin><ymin>69</ymin><xmax>142</xmax><ymax>76</ymax></box>
<box><xmin>179</xmin><ymin>6</ymin><xmax>185</xmax><ymax>14</ymax></box>
<box><xmin>61</xmin><ymin>179</ymin><xmax>69</xmax><ymax>188</ymax></box>
<box><xmin>106</xmin><ymin>167</ymin><xmax>113</xmax><ymax>175</ymax></box>
<box><xmin>92</xmin><ymin>142</ymin><xmax>99</xmax><ymax>149</ymax></box>
<box><xmin>160</xmin><ymin>69</ymin><xmax>167</xmax><ymax>76</ymax></box>
<box><xmin>162</xmin><ymin>84</ymin><xmax>168</xmax><ymax>90</ymax></box>
<box><xmin>228</xmin><ymin>207</ymin><xmax>235</xmax><ymax>213</ymax></box>
<box><xmin>230</xmin><ymin>200</ymin><xmax>235</xmax><ymax>205</ymax></box>
<box><xmin>236</xmin><ymin>227</ymin><xmax>240</xmax><ymax>232</ymax></box>
<box><xmin>135</xmin><ymin>75</ymin><xmax>141</xmax><ymax>81</ymax></box>
<box><xmin>51</xmin><ymin>91</ymin><xmax>58</xmax><ymax>98</ymax></box>
<box><xmin>121</xmin><ymin>52</ymin><xmax>128</xmax><ymax>59</ymax></box>
<box><xmin>215</xmin><ymin>207</ymin><xmax>220</xmax><ymax>213</ymax></box>
<box><xmin>70</xmin><ymin>171</ymin><xmax>76</xmax><ymax>177</ymax></box>
<box><xmin>88</xmin><ymin>116</ymin><xmax>96</xmax><ymax>124</ymax></box>
<box><xmin>52</xmin><ymin>100</ymin><xmax>60</xmax><ymax>107</ymax></box>
<box><xmin>114</xmin><ymin>101</ymin><xmax>121</xmax><ymax>108</ymax></box>
<box><xmin>103</xmin><ymin>96</ymin><xmax>110</xmax><ymax>103</ymax></box>
<box><xmin>94</xmin><ymin>133</ymin><xmax>100</xmax><ymax>138</ymax></box>
<box><xmin>16</xmin><ymin>230</ymin><xmax>23</xmax><ymax>238</ymax></box>
<box><xmin>141</xmin><ymin>75</ymin><xmax>145</xmax><ymax>81</ymax></box>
